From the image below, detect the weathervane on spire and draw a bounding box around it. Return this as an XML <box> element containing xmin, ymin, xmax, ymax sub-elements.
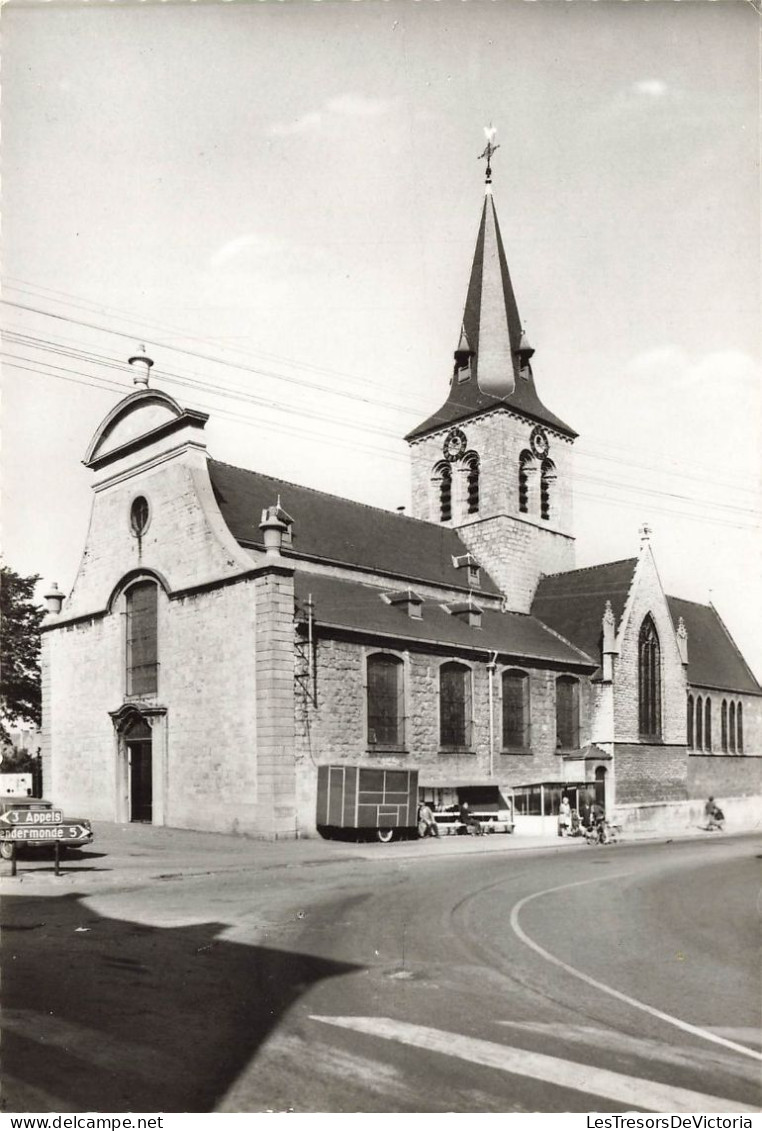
<box><xmin>478</xmin><ymin>125</ymin><xmax>500</xmax><ymax>185</ymax></box>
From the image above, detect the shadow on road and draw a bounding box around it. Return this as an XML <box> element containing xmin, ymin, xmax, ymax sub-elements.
<box><xmin>1</xmin><ymin>891</ymin><xmax>360</xmax><ymax>1113</ymax></box>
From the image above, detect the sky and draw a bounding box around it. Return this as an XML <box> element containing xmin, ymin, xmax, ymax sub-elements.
<box><xmin>2</xmin><ymin>1</ymin><xmax>760</xmax><ymax>676</ymax></box>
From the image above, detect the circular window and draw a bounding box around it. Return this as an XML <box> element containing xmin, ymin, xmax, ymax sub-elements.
<box><xmin>130</xmin><ymin>496</ymin><xmax>150</xmax><ymax>536</ymax></box>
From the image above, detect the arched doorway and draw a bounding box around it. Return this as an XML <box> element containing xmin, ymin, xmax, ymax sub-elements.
<box><xmin>126</xmin><ymin>716</ymin><xmax>153</xmax><ymax>823</ymax></box>
<box><xmin>594</xmin><ymin>766</ymin><xmax>607</xmax><ymax>811</ymax></box>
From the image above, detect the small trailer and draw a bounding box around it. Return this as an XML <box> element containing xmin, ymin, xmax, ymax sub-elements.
<box><xmin>316</xmin><ymin>765</ymin><xmax>418</xmax><ymax>843</ymax></box>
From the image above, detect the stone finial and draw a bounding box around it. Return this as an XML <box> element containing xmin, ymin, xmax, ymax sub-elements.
<box><xmin>128</xmin><ymin>345</ymin><xmax>154</xmax><ymax>388</ymax></box>
<box><xmin>43</xmin><ymin>581</ymin><xmax>64</xmax><ymax>615</ymax></box>
<box><xmin>602</xmin><ymin>599</ymin><xmax>618</xmax><ymax>682</ymax></box>
<box><xmin>676</xmin><ymin>616</ymin><xmax>689</xmax><ymax>666</ymax></box>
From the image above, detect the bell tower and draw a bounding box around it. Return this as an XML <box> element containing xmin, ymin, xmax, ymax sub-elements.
<box><xmin>406</xmin><ymin>130</ymin><xmax>577</xmax><ymax>613</ymax></box>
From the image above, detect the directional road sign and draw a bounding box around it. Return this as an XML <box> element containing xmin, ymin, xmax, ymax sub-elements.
<box><xmin>1</xmin><ymin>824</ymin><xmax>89</xmax><ymax>843</ymax></box>
<box><xmin>0</xmin><ymin>808</ymin><xmax>63</xmax><ymax>827</ymax></box>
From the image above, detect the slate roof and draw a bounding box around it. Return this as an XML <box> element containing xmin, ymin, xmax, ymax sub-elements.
<box><xmin>667</xmin><ymin>597</ymin><xmax>761</xmax><ymax>695</ymax></box>
<box><xmin>531</xmin><ymin>559</ymin><xmax>638</xmax><ymax>677</ymax></box>
<box><xmin>531</xmin><ymin>559</ymin><xmax>761</xmax><ymax>695</ymax></box>
<box><xmin>294</xmin><ymin>572</ymin><xmax>595</xmax><ymax>668</ymax></box>
<box><xmin>208</xmin><ymin>459</ymin><xmax>502</xmax><ymax>596</ymax></box>
<box><xmin>407</xmin><ymin>194</ymin><xmax>576</xmax><ymax>441</ymax></box>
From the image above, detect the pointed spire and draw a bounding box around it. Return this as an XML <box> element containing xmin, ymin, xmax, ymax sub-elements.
<box><xmin>404</xmin><ymin>136</ymin><xmax>577</xmax><ymax>443</ymax></box>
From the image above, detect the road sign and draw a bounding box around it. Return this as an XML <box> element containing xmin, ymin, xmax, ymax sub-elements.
<box><xmin>0</xmin><ymin>808</ymin><xmax>63</xmax><ymax>827</ymax></box>
<box><xmin>1</xmin><ymin>824</ymin><xmax>89</xmax><ymax>843</ymax></box>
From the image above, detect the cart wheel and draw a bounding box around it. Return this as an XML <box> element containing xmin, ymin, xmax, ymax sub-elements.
<box><xmin>0</xmin><ymin>841</ymin><xmax>15</xmax><ymax>861</ymax></box>
<box><xmin>376</xmin><ymin>827</ymin><xmax>395</xmax><ymax>844</ymax></box>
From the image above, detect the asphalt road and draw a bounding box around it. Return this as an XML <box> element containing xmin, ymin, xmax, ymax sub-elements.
<box><xmin>1</xmin><ymin>832</ymin><xmax>760</xmax><ymax>1114</ymax></box>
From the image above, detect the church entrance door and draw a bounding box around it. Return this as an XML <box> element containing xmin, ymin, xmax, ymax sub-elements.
<box><xmin>126</xmin><ymin>718</ymin><xmax>153</xmax><ymax>823</ymax></box>
<box><xmin>594</xmin><ymin>766</ymin><xmax>607</xmax><ymax>811</ymax></box>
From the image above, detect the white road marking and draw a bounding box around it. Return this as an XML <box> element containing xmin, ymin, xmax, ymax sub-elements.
<box><xmin>494</xmin><ymin>1022</ymin><xmax>759</xmax><ymax>1083</ymax></box>
<box><xmin>311</xmin><ymin>1015</ymin><xmax>758</xmax><ymax>1113</ymax></box>
<box><xmin>509</xmin><ymin>874</ymin><xmax>762</xmax><ymax>1064</ymax></box>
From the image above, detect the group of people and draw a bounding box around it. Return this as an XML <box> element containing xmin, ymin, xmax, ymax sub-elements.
<box><xmin>558</xmin><ymin>794</ymin><xmax>610</xmax><ymax>842</ymax></box>
<box><xmin>417</xmin><ymin>800</ymin><xmax>483</xmax><ymax>838</ymax></box>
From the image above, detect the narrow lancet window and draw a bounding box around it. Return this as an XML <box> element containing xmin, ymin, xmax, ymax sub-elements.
<box><xmin>638</xmin><ymin>615</ymin><xmax>661</xmax><ymax>741</ymax></box>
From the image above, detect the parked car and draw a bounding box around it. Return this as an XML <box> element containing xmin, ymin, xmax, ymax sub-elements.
<box><xmin>0</xmin><ymin>797</ymin><xmax>94</xmax><ymax>859</ymax></box>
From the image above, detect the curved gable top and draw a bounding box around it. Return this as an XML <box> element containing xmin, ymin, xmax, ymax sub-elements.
<box><xmin>85</xmin><ymin>389</ymin><xmax>209</xmax><ymax>469</ymax></box>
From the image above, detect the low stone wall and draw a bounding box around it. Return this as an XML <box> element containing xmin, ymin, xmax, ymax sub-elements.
<box><xmin>613</xmin><ymin>794</ymin><xmax>762</xmax><ymax>837</ymax></box>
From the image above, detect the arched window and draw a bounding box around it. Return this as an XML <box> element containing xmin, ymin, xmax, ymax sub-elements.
<box><xmin>502</xmin><ymin>670</ymin><xmax>530</xmax><ymax>749</ymax></box>
<box><xmin>638</xmin><ymin>616</ymin><xmax>661</xmax><ymax>740</ymax></box>
<box><xmin>518</xmin><ymin>451</ymin><xmax>534</xmax><ymax>514</ymax></box>
<box><xmin>440</xmin><ymin>662</ymin><xmax>472</xmax><ymax>749</ymax></box>
<box><xmin>367</xmin><ymin>653</ymin><xmax>404</xmax><ymax>748</ymax></box>
<box><xmin>687</xmin><ymin>694</ymin><xmax>694</xmax><ymax>748</ymax></box>
<box><xmin>696</xmin><ymin>696</ymin><xmax>703</xmax><ymax>750</ymax></box>
<box><xmin>729</xmin><ymin>701</ymin><xmax>736</xmax><ymax>753</ymax></box>
<box><xmin>434</xmin><ymin>462</ymin><xmax>452</xmax><ymax>522</ymax></box>
<box><xmin>555</xmin><ymin>676</ymin><xmax>580</xmax><ymax>751</ymax></box>
<box><xmin>465</xmin><ymin>453</ymin><xmax>480</xmax><ymax>515</ymax></box>
<box><xmin>540</xmin><ymin>459</ymin><xmax>556</xmax><ymax>522</ymax></box>
<box><xmin>737</xmin><ymin>702</ymin><xmax>744</xmax><ymax>753</ymax></box>
<box><xmin>721</xmin><ymin>700</ymin><xmax>728</xmax><ymax>752</ymax></box>
<box><xmin>704</xmin><ymin>698</ymin><xmax>712</xmax><ymax>751</ymax></box>
<box><xmin>126</xmin><ymin>580</ymin><xmax>158</xmax><ymax>696</ymax></box>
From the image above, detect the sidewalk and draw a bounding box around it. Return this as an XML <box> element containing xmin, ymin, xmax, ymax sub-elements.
<box><xmin>1</xmin><ymin>818</ymin><xmax>756</xmax><ymax>894</ymax></box>
<box><xmin>0</xmin><ymin>820</ymin><xmax>583</xmax><ymax>892</ymax></box>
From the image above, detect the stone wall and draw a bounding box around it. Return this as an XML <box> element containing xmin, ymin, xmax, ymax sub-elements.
<box><xmin>293</xmin><ymin>631</ymin><xmax>593</xmax><ymax>832</ymax></box>
<box><xmin>614</xmin><ymin>743</ymin><xmax>687</xmax><ymax>804</ymax></box>
<box><xmin>459</xmin><ymin>516</ymin><xmax>574</xmax><ymax>613</ymax></box>
<box><xmin>687</xmin><ymin>753</ymin><xmax>762</xmax><ymax>799</ymax></box>
<box><xmin>44</xmin><ymin>577</ymin><xmax>264</xmax><ymax>834</ymax></box>
<box><xmin>613</xmin><ymin>549</ymin><xmax>688</xmax><ymax>746</ymax></box>
<box><xmin>408</xmin><ymin>410</ymin><xmax>576</xmax><ymax>612</ymax></box>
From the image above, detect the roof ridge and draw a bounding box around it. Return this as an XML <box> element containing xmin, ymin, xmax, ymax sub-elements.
<box><xmin>666</xmin><ymin>593</ymin><xmax>712</xmax><ymax>611</ymax></box>
<box><xmin>209</xmin><ymin>457</ymin><xmax>449</xmax><ymax>533</ymax></box>
<box><xmin>539</xmin><ymin>557</ymin><xmax>637</xmax><ymax>580</ymax></box>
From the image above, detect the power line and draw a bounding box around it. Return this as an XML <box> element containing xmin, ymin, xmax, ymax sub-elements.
<box><xmin>5</xmin><ymin>354</ymin><xmax>760</xmax><ymax>533</ymax></box>
<box><xmin>4</xmin><ymin>297</ymin><xmax>759</xmax><ymax>501</ymax></box>
<box><xmin>4</xmin><ymin>323</ymin><xmax>759</xmax><ymax>508</ymax></box>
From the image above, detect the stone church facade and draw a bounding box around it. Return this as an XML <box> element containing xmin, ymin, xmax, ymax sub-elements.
<box><xmin>41</xmin><ymin>180</ymin><xmax>762</xmax><ymax>838</ymax></box>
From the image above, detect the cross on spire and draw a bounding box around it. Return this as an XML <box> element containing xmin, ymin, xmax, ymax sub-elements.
<box><xmin>478</xmin><ymin>125</ymin><xmax>500</xmax><ymax>186</ymax></box>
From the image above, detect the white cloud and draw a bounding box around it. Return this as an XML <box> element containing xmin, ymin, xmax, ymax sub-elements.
<box><xmin>267</xmin><ymin>111</ymin><xmax>322</xmax><ymax>138</ymax></box>
<box><xmin>633</xmin><ymin>79</ymin><xmax>667</xmax><ymax>98</ymax></box>
<box><xmin>325</xmin><ymin>94</ymin><xmax>394</xmax><ymax>118</ymax></box>
<box><xmin>267</xmin><ymin>93</ymin><xmax>393</xmax><ymax>138</ymax></box>
<box><xmin>209</xmin><ymin>232</ymin><xmax>286</xmax><ymax>269</ymax></box>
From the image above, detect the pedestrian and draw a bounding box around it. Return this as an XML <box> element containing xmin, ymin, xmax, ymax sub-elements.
<box><xmin>704</xmin><ymin>797</ymin><xmax>724</xmax><ymax>831</ymax></box>
<box><xmin>459</xmin><ymin>801</ymin><xmax>481</xmax><ymax>836</ymax></box>
<box><xmin>417</xmin><ymin>801</ymin><xmax>439</xmax><ymax>838</ymax></box>
<box><xmin>558</xmin><ymin>795</ymin><xmax>572</xmax><ymax>837</ymax></box>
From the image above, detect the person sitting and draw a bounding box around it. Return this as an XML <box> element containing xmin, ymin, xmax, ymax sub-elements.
<box><xmin>459</xmin><ymin>801</ymin><xmax>482</xmax><ymax>835</ymax></box>
<box><xmin>704</xmin><ymin>797</ymin><xmax>724</xmax><ymax>831</ymax></box>
<box><xmin>417</xmin><ymin>801</ymin><xmax>439</xmax><ymax>838</ymax></box>
<box><xmin>590</xmin><ymin>800</ymin><xmax>607</xmax><ymax>843</ymax></box>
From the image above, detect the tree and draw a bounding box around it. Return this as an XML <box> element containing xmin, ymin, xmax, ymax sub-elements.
<box><xmin>0</xmin><ymin>567</ymin><xmax>44</xmax><ymax>743</ymax></box>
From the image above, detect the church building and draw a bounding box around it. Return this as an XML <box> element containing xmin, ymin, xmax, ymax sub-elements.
<box><xmin>41</xmin><ymin>160</ymin><xmax>762</xmax><ymax>838</ymax></box>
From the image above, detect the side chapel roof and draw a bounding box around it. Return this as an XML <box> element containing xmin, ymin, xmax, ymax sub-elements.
<box><xmin>294</xmin><ymin>573</ymin><xmax>594</xmax><ymax>668</ymax></box>
<box><xmin>531</xmin><ymin>559</ymin><xmax>638</xmax><ymax>678</ymax></box>
<box><xmin>531</xmin><ymin>559</ymin><xmax>761</xmax><ymax>694</ymax></box>
<box><xmin>666</xmin><ymin>597</ymin><xmax>761</xmax><ymax>695</ymax></box>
